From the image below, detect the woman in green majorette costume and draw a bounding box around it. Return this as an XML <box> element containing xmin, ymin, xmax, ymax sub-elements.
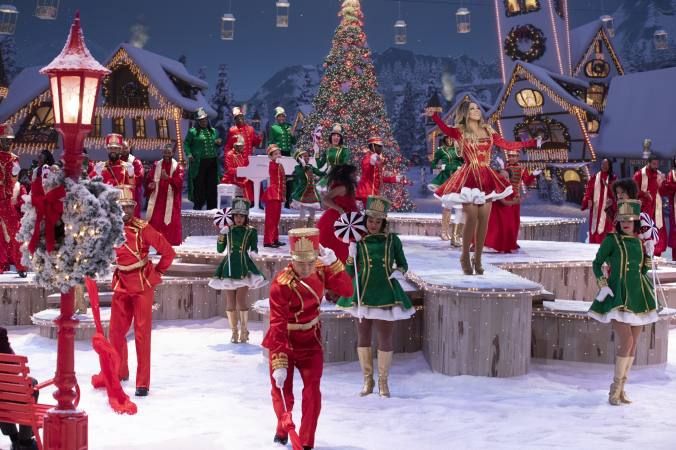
<box><xmin>337</xmin><ymin>195</ymin><xmax>415</xmax><ymax>398</ymax></box>
<box><xmin>429</xmin><ymin>135</ymin><xmax>465</xmax><ymax>245</ymax></box>
<box><xmin>291</xmin><ymin>148</ymin><xmax>324</xmax><ymax>227</ymax></box>
<box><xmin>588</xmin><ymin>198</ymin><xmax>658</xmax><ymax>406</ymax></box>
<box><xmin>208</xmin><ymin>198</ymin><xmax>267</xmax><ymax>344</ymax></box>
<box><xmin>316</xmin><ymin>123</ymin><xmax>351</xmax><ymax>190</ymax></box>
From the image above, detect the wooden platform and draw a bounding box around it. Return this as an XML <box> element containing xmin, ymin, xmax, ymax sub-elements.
<box><xmin>182</xmin><ymin>210</ymin><xmax>584</xmax><ymax>242</ymax></box>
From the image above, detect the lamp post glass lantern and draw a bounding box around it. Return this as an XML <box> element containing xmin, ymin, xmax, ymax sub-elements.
<box><xmin>221</xmin><ymin>13</ymin><xmax>236</xmax><ymax>40</ymax></box>
<box><xmin>456</xmin><ymin>7</ymin><xmax>470</xmax><ymax>34</ymax></box>
<box><xmin>39</xmin><ymin>11</ymin><xmax>109</xmax><ymax>450</ymax></box>
<box><xmin>276</xmin><ymin>0</ymin><xmax>290</xmax><ymax>28</ymax></box>
<box><xmin>394</xmin><ymin>19</ymin><xmax>407</xmax><ymax>45</ymax></box>
<box><xmin>35</xmin><ymin>0</ymin><xmax>59</xmax><ymax>20</ymax></box>
<box><xmin>0</xmin><ymin>4</ymin><xmax>18</xmax><ymax>35</ymax></box>
<box><xmin>600</xmin><ymin>15</ymin><xmax>614</xmax><ymax>37</ymax></box>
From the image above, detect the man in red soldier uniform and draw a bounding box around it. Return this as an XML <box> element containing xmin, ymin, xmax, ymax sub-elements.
<box><xmin>95</xmin><ymin>133</ymin><xmax>134</xmax><ymax>188</ymax></box>
<box><xmin>659</xmin><ymin>156</ymin><xmax>676</xmax><ymax>261</ymax></box>
<box><xmin>634</xmin><ymin>155</ymin><xmax>667</xmax><ymax>256</ymax></box>
<box><xmin>581</xmin><ymin>158</ymin><xmax>617</xmax><ymax>244</ymax></box>
<box><xmin>355</xmin><ymin>135</ymin><xmax>399</xmax><ymax>205</ymax></box>
<box><xmin>221</xmin><ymin>134</ymin><xmax>254</xmax><ymax>202</ymax></box>
<box><xmin>225</xmin><ymin>107</ymin><xmax>262</xmax><ymax>159</ymax></box>
<box><xmin>121</xmin><ymin>140</ymin><xmax>145</xmax><ymax>217</ymax></box>
<box><xmin>109</xmin><ymin>185</ymin><xmax>176</xmax><ymax>396</ymax></box>
<box><xmin>263</xmin><ymin>227</ymin><xmax>353</xmax><ymax>450</ymax></box>
<box><xmin>263</xmin><ymin>144</ymin><xmax>286</xmax><ymax>248</ymax></box>
<box><xmin>146</xmin><ymin>143</ymin><xmax>184</xmax><ymax>246</ymax></box>
<box><xmin>0</xmin><ymin>124</ymin><xmax>27</xmax><ymax>277</ymax></box>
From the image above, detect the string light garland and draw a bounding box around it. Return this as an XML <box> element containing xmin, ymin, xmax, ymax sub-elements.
<box><xmin>573</xmin><ymin>28</ymin><xmax>624</xmax><ymax>77</ymax></box>
<box><xmin>504</xmin><ymin>24</ymin><xmax>547</xmax><ymax>63</ymax></box>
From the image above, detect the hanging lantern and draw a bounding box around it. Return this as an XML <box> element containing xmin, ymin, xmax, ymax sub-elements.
<box><xmin>642</xmin><ymin>139</ymin><xmax>652</xmax><ymax>159</ymax></box>
<box><xmin>394</xmin><ymin>20</ymin><xmax>407</xmax><ymax>45</ymax></box>
<box><xmin>456</xmin><ymin>8</ymin><xmax>470</xmax><ymax>34</ymax></box>
<box><xmin>0</xmin><ymin>4</ymin><xmax>18</xmax><ymax>35</ymax></box>
<box><xmin>276</xmin><ymin>1</ymin><xmax>290</xmax><ymax>28</ymax></box>
<box><xmin>35</xmin><ymin>0</ymin><xmax>58</xmax><ymax>20</ymax></box>
<box><xmin>600</xmin><ymin>15</ymin><xmax>614</xmax><ymax>37</ymax></box>
<box><xmin>654</xmin><ymin>29</ymin><xmax>668</xmax><ymax>50</ymax></box>
<box><xmin>220</xmin><ymin>13</ymin><xmax>236</xmax><ymax>40</ymax></box>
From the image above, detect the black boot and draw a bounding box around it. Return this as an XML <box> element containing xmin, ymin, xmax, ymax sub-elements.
<box><xmin>135</xmin><ymin>387</ymin><xmax>148</xmax><ymax>396</ymax></box>
<box><xmin>273</xmin><ymin>435</ymin><xmax>288</xmax><ymax>445</ymax></box>
<box><xmin>17</xmin><ymin>271</ymin><xmax>27</xmax><ymax>278</ymax></box>
<box><xmin>17</xmin><ymin>438</ymin><xmax>38</xmax><ymax>450</ymax></box>
<box><xmin>303</xmin><ymin>447</ymin><xmax>313</xmax><ymax>450</ymax></box>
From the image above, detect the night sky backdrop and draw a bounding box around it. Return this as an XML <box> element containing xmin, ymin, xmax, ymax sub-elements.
<box><xmin>14</xmin><ymin>0</ymin><xmax>621</xmax><ymax>97</ymax></box>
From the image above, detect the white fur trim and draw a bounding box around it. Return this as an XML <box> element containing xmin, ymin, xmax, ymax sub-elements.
<box><xmin>436</xmin><ymin>185</ymin><xmax>513</xmax><ymax>208</ymax></box>
<box><xmin>342</xmin><ymin>305</ymin><xmax>415</xmax><ymax>321</ymax></box>
<box><xmin>291</xmin><ymin>200</ymin><xmax>321</xmax><ymax>210</ymax></box>
<box><xmin>208</xmin><ymin>274</ymin><xmax>267</xmax><ymax>290</ymax></box>
<box><xmin>587</xmin><ymin>308</ymin><xmax>659</xmax><ymax>326</ymax></box>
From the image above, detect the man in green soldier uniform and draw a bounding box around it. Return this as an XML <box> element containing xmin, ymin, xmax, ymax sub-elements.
<box><xmin>269</xmin><ymin>107</ymin><xmax>297</xmax><ymax>208</ymax></box>
<box><xmin>184</xmin><ymin>107</ymin><xmax>222</xmax><ymax>210</ymax></box>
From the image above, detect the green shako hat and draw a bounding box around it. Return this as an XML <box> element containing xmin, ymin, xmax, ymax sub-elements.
<box><xmin>616</xmin><ymin>199</ymin><xmax>641</xmax><ymax>222</ymax></box>
<box><xmin>231</xmin><ymin>197</ymin><xmax>251</xmax><ymax>216</ymax></box>
<box><xmin>365</xmin><ymin>195</ymin><xmax>390</xmax><ymax>219</ymax></box>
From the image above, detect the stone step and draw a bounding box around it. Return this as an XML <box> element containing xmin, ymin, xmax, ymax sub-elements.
<box><xmin>166</xmin><ymin>262</ymin><xmax>216</xmax><ymax>278</ymax></box>
<box><xmin>46</xmin><ymin>292</ymin><xmax>113</xmax><ymax>306</ymax></box>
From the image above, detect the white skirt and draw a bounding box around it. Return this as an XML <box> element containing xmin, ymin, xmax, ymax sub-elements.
<box><xmin>587</xmin><ymin>309</ymin><xmax>659</xmax><ymax>326</ymax></box>
<box><xmin>436</xmin><ymin>186</ymin><xmax>513</xmax><ymax>208</ymax></box>
<box><xmin>291</xmin><ymin>200</ymin><xmax>321</xmax><ymax>210</ymax></box>
<box><xmin>342</xmin><ymin>305</ymin><xmax>416</xmax><ymax>321</ymax></box>
<box><xmin>208</xmin><ymin>273</ymin><xmax>267</xmax><ymax>291</ymax></box>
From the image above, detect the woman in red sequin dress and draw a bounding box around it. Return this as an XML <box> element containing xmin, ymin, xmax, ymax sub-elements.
<box><xmin>428</xmin><ymin>102</ymin><xmax>538</xmax><ymax>275</ymax></box>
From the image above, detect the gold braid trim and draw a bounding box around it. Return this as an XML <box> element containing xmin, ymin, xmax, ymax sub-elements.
<box><xmin>271</xmin><ymin>352</ymin><xmax>289</xmax><ymax>370</ymax></box>
<box><xmin>276</xmin><ymin>267</ymin><xmax>296</xmax><ymax>287</ymax></box>
<box><xmin>326</xmin><ymin>259</ymin><xmax>345</xmax><ymax>275</ymax></box>
<box><xmin>597</xmin><ymin>277</ymin><xmax>608</xmax><ymax>288</ymax></box>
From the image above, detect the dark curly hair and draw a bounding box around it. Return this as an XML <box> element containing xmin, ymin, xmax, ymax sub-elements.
<box><xmin>327</xmin><ymin>164</ymin><xmax>357</xmax><ymax>196</ymax></box>
<box><xmin>612</xmin><ymin>178</ymin><xmax>638</xmax><ymax>200</ymax></box>
<box><xmin>0</xmin><ymin>327</ymin><xmax>14</xmax><ymax>355</ymax></box>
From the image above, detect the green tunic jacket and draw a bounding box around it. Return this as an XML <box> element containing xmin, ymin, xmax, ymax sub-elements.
<box><xmin>429</xmin><ymin>145</ymin><xmax>463</xmax><ymax>187</ymax></box>
<box><xmin>291</xmin><ymin>163</ymin><xmax>324</xmax><ymax>205</ymax></box>
<box><xmin>184</xmin><ymin>126</ymin><xmax>221</xmax><ymax>201</ymax></box>
<box><xmin>337</xmin><ymin>233</ymin><xmax>413</xmax><ymax>309</ymax></box>
<box><xmin>269</xmin><ymin>122</ymin><xmax>296</xmax><ymax>157</ymax></box>
<box><xmin>214</xmin><ymin>226</ymin><xmax>263</xmax><ymax>280</ymax></box>
<box><xmin>317</xmin><ymin>146</ymin><xmax>351</xmax><ymax>188</ymax></box>
<box><xmin>589</xmin><ymin>233</ymin><xmax>656</xmax><ymax>316</ymax></box>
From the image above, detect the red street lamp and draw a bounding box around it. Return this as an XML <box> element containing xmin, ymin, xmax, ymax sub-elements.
<box><xmin>39</xmin><ymin>11</ymin><xmax>109</xmax><ymax>450</ymax></box>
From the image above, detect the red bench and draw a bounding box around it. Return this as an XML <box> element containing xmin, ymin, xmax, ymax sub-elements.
<box><xmin>0</xmin><ymin>354</ymin><xmax>71</xmax><ymax>450</ymax></box>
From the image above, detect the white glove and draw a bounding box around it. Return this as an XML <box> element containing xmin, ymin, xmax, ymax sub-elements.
<box><xmin>644</xmin><ymin>239</ymin><xmax>655</xmax><ymax>257</ymax></box>
<box><xmin>536</xmin><ymin>136</ymin><xmax>543</xmax><ymax>149</ymax></box>
<box><xmin>389</xmin><ymin>270</ymin><xmax>406</xmax><ymax>283</ymax></box>
<box><xmin>533</xmin><ymin>169</ymin><xmax>543</xmax><ymax>176</ymax></box>
<box><xmin>94</xmin><ymin>161</ymin><xmax>104</xmax><ymax>176</ymax></box>
<box><xmin>318</xmin><ymin>245</ymin><xmax>337</xmax><ymax>266</ymax></box>
<box><xmin>126</xmin><ymin>162</ymin><xmax>134</xmax><ymax>177</ymax></box>
<box><xmin>596</xmin><ymin>286</ymin><xmax>614</xmax><ymax>302</ymax></box>
<box><xmin>219</xmin><ymin>225</ymin><xmax>229</xmax><ymax>235</ymax></box>
<box><xmin>440</xmin><ymin>164</ymin><xmax>446</xmax><ymax>171</ymax></box>
<box><xmin>11</xmin><ymin>162</ymin><xmax>20</xmax><ymax>177</ymax></box>
<box><xmin>248</xmin><ymin>249</ymin><xmax>258</xmax><ymax>259</ymax></box>
<box><xmin>348</xmin><ymin>242</ymin><xmax>357</xmax><ymax>258</ymax></box>
<box><xmin>272</xmin><ymin>368</ymin><xmax>286</xmax><ymax>389</ymax></box>
<box><xmin>370</xmin><ymin>153</ymin><xmax>378</xmax><ymax>165</ymax></box>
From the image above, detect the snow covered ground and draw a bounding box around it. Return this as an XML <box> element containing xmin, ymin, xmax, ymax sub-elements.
<box><xmin>4</xmin><ymin>321</ymin><xmax>676</xmax><ymax>450</ymax></box>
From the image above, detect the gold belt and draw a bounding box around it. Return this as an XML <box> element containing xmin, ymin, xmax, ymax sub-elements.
<box><xmin>116</xmin><ymin>257</ymin><xmax>148</xmax><ymax>272</ymax></box>
<box><xmin>287</xmin><ymin>316</ymin><xmax>319</xmax><ymax>331</ymax></box>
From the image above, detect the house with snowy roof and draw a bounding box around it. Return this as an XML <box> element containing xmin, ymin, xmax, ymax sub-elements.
<box><xmin>0</xmin><ymin>43</ymin><xmax>215</xmax><ymax>163</ymax></box>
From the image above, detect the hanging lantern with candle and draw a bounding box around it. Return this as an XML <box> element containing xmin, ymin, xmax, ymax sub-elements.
<box><xmin>35</xmin><ymin>0</ymin><xmax>58</xmax><ymax>20</ymax></box>
<box><xmin>654</xmin><ymin>29</ymin><xmax>669</xmax><ymax>50</ymax></box>
<box><xmin>0</xmin><ymin>4</ymin><xmax>18</xmax><ymax>35</ymax></box>
<box><xmin>394</xmin><ymin>20</ymin><xmax>407</xmax><ymax>45</ymax></box>
<box><xmin>456</xmin><ymin>7</ymin><xmax>470</xmax><ymax>34</ymax></box>
<box><xmin>600</xmin><ymin>15</ymin><xmax>614</xmax><ymax>38</ymax></box>
<box><xmin>642</xmin><ymin>139</ymin><xmax>652</xmax><ymax>159</ymax></box>
<box><xmin>276</xmin><ymin>1</ymin><xmax>290</xmax><ymax>28</ymax></box>
<box><xmin>221</xmin><ymin>13</ymin><xmax>236</xmax><ymax>40</ymax></box>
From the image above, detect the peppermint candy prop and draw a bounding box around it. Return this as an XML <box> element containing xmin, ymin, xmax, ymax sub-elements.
<box><xmin>334</xmin><ymin>211</ymin><xmax>367</xmax><ymax>318</ymax></box>
<box><xmin>639</xmin><ymin>212</ymin><xmax>666</xmax><ymax>309</ymax></box>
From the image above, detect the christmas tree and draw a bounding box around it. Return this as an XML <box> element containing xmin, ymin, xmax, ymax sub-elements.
<box><xmin>297</xmin><ymin>0</ymin><xmax>413</xmax><ymax>211</ymax></box>
<box><xmin>210</xmin><ymin>63</ymin><xmax>234</xmax><ymax>139</ymax></box>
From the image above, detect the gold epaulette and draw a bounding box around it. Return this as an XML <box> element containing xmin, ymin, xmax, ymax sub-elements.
<box><xmin>129</xmin><ymin>217</ymin><xmax>148</xmax><ymax>229</ymax></box>
<box><xmin>276</xmin><ymin>267</ymin><xmax>296</xmax><ymax>287</ymax></box>
<box><xmin>271</xmin><ymin>352</ymin><xmax>288</xmax><ymax>370</ymax></box>
<box><xmin>326</xmin><ymin>259</ymin><xmax>345</xmax><ymax>275</ymax></box>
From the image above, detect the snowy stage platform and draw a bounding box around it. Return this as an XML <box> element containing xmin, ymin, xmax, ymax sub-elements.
<box><xmin>182</xmin><ymin>210</ymin><xmax>585</xmax><ymax>242</ymax></box>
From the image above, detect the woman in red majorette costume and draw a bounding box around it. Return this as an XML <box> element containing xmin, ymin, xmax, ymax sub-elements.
<box><xmin>427</xmin><ymin>102</ymin><xmax>540</xmax><ymax>275</ymax></box>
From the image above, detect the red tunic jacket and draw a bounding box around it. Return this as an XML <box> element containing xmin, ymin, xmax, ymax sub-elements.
<box><xmin>262</xmin><ymin>260</ymin><xmax>353</xmax><ymax>369</ymax></box>
<box><xmin>355</xmin><ymin>151</ymin><xmax>396</xmax><ymax>202</ymax></box>
<box><xmin>222</xmin><ymin>150</ymin><xmax>250</xmax><ymax>185</ymax></box>
<box><xmin>264</xmin><ymin>159</ymin><xmax>286</xmax><ymax>202</ymax></box>
<box><xmin>225</xmin><ymin>124</ymin><xmax>262</xmax><ymax>158</ymax></box>
<box><xmin>100</xmin><ymin>160</ymin><xmax>133</xmax><ymax>187</ymax></box>
<box><xmin>113</xmin><ymin>218</ymin><xmax>176</xmax><ymax>294</ymax></box>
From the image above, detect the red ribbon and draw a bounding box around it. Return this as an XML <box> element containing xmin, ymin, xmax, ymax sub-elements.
<box><xmin>28</xmin><ymin>178</ymin><xmax>65</xmax><ymax>254</ymax></box>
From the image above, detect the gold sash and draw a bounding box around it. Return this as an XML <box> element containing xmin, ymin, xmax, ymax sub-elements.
<box><xmin>641</xmin><ymin>166</ymin><xmax>663</xmax><ymax>228</ymax></box>
<box><xmin>146</xmin><ymin>159</ymin><xmax>178</xmax><ymax>225</ymax></box>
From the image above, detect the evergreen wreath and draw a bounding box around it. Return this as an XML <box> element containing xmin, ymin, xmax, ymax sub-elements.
<box><xmin>504</xmin><ymin>24</ymin><xmax>546</xmax><ymax>63</ymax></box>
<box><xmin>18</xmin><ymin>172</ymin><xmax>125</xmax><ymax>293</ymax></box>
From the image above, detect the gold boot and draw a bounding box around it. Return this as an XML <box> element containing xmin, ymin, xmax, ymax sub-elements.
<box><xmin>226</xmin><ymin>311</ymin><xmax>239</xmax><ymax>344</ymax></box>
<box><xmin>239</xmin><ymin>310</ymin><xmax>250</xmax><ymax>343</ymax></box>
<box><xmin>472</xmin><ymin>253</ymin><xmax>484</xmax><ymax>275</ymax></box>
<box><xmin>451</xmin><ymin>222</ymin><xmax>464</xmax><ymax>248</ymax></box>
<box><xmin>377</xmin><ymin>350</ymin><xmax>393</xmax><ymax>398</ymax></box>
<box><xmin>460</xmin><ymin>252</ymin><xmax>473</xmax><ymax>275</ymax></box>
<box><xmin>357</xmin><ymin>347</ymin><xmax>375</xmax><ymax>396</ymax></box>
<box><xmin>73</xmin><ymin>284</ymin><xmax>88</xmax><ymax>315</ymax></box>
<box><xmin>440</xmin><ymin>209</ymin><xmax>451</xmax><ymax>241</ymax></box>
<box><xmin>620</xmin><ymin>356</ymin><xmax>634</xmax><ymax>404</ymax></box>
<box><xmin>609</xmin><ymin>356</ymin><xmax>630</xmax><ymax>405</ymax></box>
